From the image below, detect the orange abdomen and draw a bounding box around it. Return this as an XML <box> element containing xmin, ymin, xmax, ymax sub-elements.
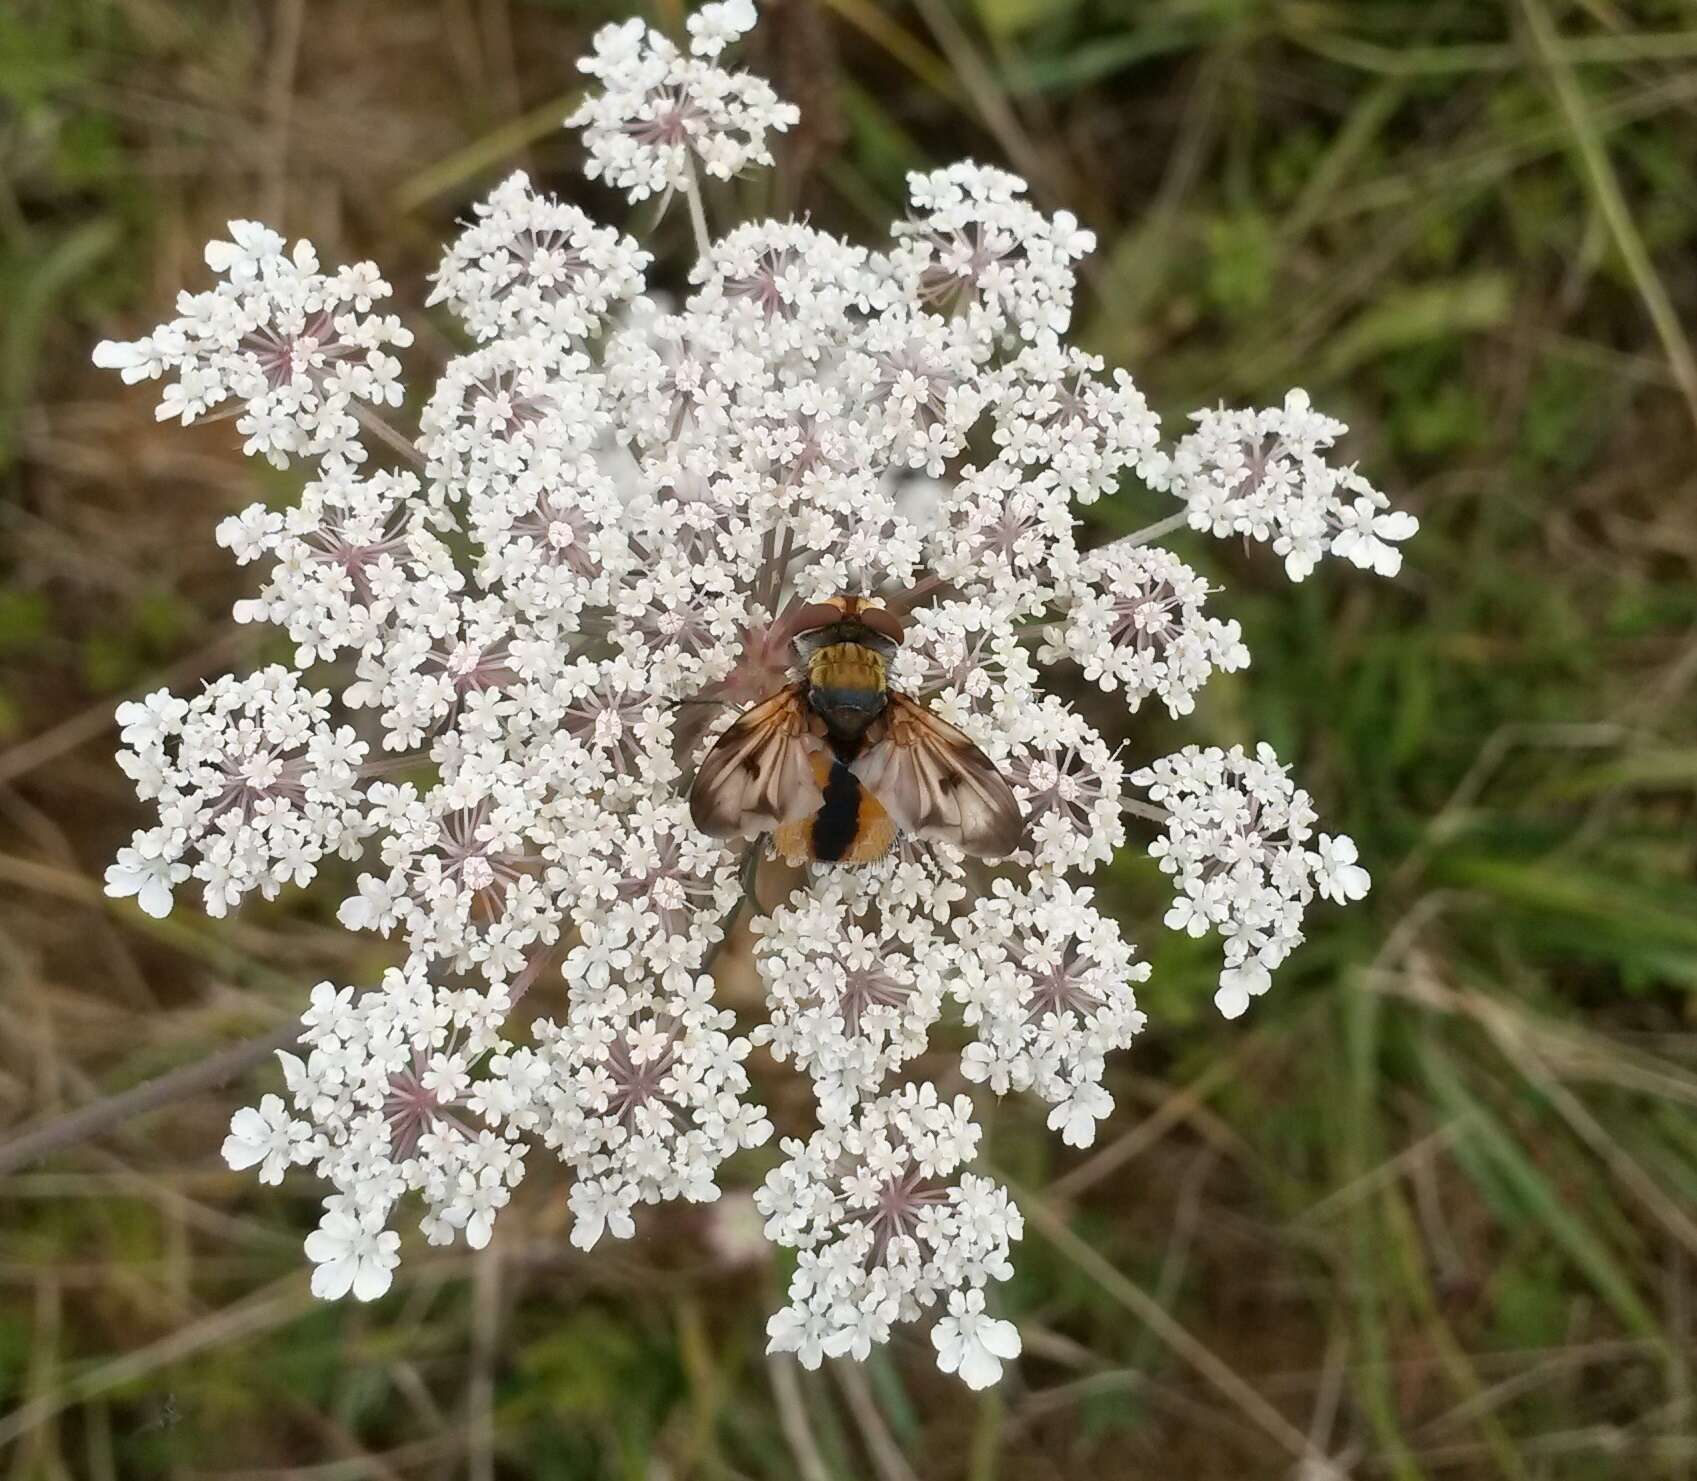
<box><xmin>773</xmin><ymin>749</ymin><xmax>897</xmax><ymax>864</ymax></box>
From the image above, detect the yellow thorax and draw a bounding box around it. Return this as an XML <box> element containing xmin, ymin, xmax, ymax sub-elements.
<box><xmin>806</xmin><ymin>642</ymin><xmax>887</xmax><ymax>697</ymax></box>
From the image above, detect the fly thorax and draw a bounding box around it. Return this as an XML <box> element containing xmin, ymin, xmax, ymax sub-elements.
<box><xmin>806</xmin><ymin>643</ymin><xmax>887</xmax><ymax>737</ymax></box>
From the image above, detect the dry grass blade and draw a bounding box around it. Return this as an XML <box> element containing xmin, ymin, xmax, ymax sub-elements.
<box><xmin>0</xmin><ymin>1276</ymin><xmax>316</xmax><ymax>1448</ymax></box>
<box><xmin>831</xmin><ymin>1362</ymin><xmax>917</xmax><ymax>1481</ymax></box>
<box><xmin>1517</xmin><ymin>0</ymin><xmax>1697</xmax><ymax>433</ymax></box>
<box><xmin>1473</xmin><ymin>996</ymin><xmax>1697</xmax><ymax>1263</ymax></box>
<box><xmin>182</xmin><ymin>1434</ymin><xmax>471</xmax><ymax>1481</ymax></box>
<box><xmin>0</xmin><ymin>628</ymin><xmax>250</xmax><ymax>787</ymax></box>
<box><xmin>468</xmin><ymin>1247</ymin><xmax>500</xmax><ymax>1481</ymax></box>
<box><xmin>260</xmin><ymin>0</ymin><xmax>306</xmax><ymax>223</ymax></box>
<box><xmin>767</xmin><ymin>1354</ymin><xmax>834</xmax><ymax>1481</ymax></box>
<box><xmin>1297</xmin><ymin>1116</ymin><xmax>1474</xmax><ymax>1224</ymax></box>
<box><xmin>1287</xmin><ymin>26</ymin><xmax>1697</xmax><ymax>75</ymax></box>
<box><xmin>0</xmin><ymin>1021</ymin><xmax>300</xmax><ymax>1178</ymax></box>
<box><xmin>910</xmin><ymin>0</ymin><xmax>1064</xmax><ymax>204</ymax></box>
<box><xmin>389</xmin><ymin>89</ymin><xmax>585</xmax><ymax>215</ymax></box>
<box><xmin>812</xmin><ymin>0</ymin><xmax>965</xmax><ymax>107</ymax></box>
<box><xmin>1049</xmin><ymin>1055</ymin><xmax>1238</xmax><ymax>1202</ymax></box>
<box><xmin>1009</xmin><ymin>1180</ymin><xmax>1324</xmax><ymax>1468</ymax></box>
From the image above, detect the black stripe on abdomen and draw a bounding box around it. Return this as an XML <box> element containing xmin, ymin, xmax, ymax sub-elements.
<box><xmin>810</xmin><ymin>760</ymin><xmax>862</xmax><ymax>862</ymax></box>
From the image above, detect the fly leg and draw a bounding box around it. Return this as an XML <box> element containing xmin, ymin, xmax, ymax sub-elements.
<box><xmin>736</xmin><ymin>836</ymin><xmax>764</xmax><ymax>913</ymax></box>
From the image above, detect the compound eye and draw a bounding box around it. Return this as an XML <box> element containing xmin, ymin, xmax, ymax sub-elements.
<box><xmin>790</xmin><ymin>603</ymin><xmax>843</xmax><ymax>637</ymax></box>
<box><xmin>858</xmin><ymin>604</ymin><xmax>905</xmax><ymax>644</ymax></box>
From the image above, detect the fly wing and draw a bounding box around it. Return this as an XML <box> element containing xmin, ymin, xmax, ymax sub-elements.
<box><xmin>688</xmin><ymin>683</ymin><xmax>826</xmax><ymax>841</ymax></box>
<box><xmin>849</xmin><ymin>692</ymin><xmax>1024</xmax><ymax>858</ymax></box>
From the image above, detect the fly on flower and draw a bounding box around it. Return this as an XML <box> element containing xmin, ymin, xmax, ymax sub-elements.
<box><xmin>90</xmin><ymin>0</ymin><xmax>1416</xmax><ymax>1394</ymax></box>
<box><xmin>689</xmin><ymin>595</ymin><xmax>1024</xmax><ymax>863</ymax></box>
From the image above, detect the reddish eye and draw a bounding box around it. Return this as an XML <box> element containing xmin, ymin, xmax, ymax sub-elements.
<box><xmin>791</xmin><ymin>602</ymin><xmax>843</xmax><ymax>635</ymax></box>
<box><xmin>858</xmin><ymin>605</ymin><xmax>905</xmax><ymax>643</ymax></box>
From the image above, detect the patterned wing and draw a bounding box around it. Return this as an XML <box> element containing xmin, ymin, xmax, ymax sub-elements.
<box><xmin>688</xmin><ymin>683</ymin><xmax>826</xmax><ymax>841</ymax></box>
<box><xmin>848</xmin><ymin>692</ymin><xmax>1024</xmax><ymax>858</ymax></box>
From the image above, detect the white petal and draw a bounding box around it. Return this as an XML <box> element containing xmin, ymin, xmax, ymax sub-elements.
<box><xmin>92</xmin><ymin>339</ymin><xmax>144</xmax><ymax>371</ymax></box>
<box><xmin>977</xmin><ymin>1315</ymin><xmax>1022</xmax><ymax>1360</ymax></box>
<box><xmin>136</xmin><ymin>876</ymin><xmax>176</xmax><ymax>919</ymax></box>
<box><xmin>351</xmin><ymin>1257</ymin><xmax>394</xmax><ymax>1302</ymax></box>
<box><xmin>102</xmin><ymin>865</ymin><xmax>139</xmax><ymax>903</ymax></box>
<box><xmin>956</xmin><ymin>1338</ymin><xmax>1004</xmax><ymax>1390</ymax></box>
<box><xmin>1214</xmin><ymin>982</ymin><xmax>1250</xmax><ymax>1019</ymax></box>
<box><xmin>276</xmin><ymin>1051</ymin><xmax>308</xmax><ymax>1092</ymax></box>
<box><xmin>303</xmin><ymin>1226</ymin><xmax>345</xmax><ymax>1263</ymax></box>
<box><xmin>221</xmin><ymin>1133</ymin><xmax>266</xmax><ymax>1171</ymax></box>
<box><xmin>309</xmin><ymin>1254</ymin><xmax>355</xmax><ymax>1301</ymax></box>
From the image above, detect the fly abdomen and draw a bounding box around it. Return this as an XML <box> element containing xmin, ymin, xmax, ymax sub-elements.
<box><xmin>809</xmin><ymin>759</ymin><xmax>864</xmax><ymax>862</ymax></box>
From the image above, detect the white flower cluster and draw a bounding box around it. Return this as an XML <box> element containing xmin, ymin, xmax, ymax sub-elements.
<box><xmin>1171</xmin><ymin>389</ymin><xmax>1417</xmax><ymax>581</ymax></box>
<box><xmin>757</xmin><ymin>1084</ymin><xmax>1024</xmax><ymax>1388</ymax></box>
<box><xmin>1130</xmin><ymin>744</ymin><xmax>1372</xmax><ymax>1018</ymax></box>
<box><xmin>106</xmin><ymin>668</ymin><xmax>371</xmax><ymax>920</ymax></box>
<box><xmin>954</xmin><ymin>879</ymin><xmax>1149</xmax><ymax>1148</ymax></box>
<box><xmin>567</xmin><ymin>1</ymin><xmax>797</xmax><ymax>202</ymax></box>
<box><xmin>223</xmin><ymin>968</ymin><xmax>526</xmax><ymax>1280</ymax></box>
<box><xmin>752</xmin><ymin>881</ymin><xmax>948</xmax><ymax>1122</ymax></box>
<box><xmin>1041</xmin><ymin>544</ymin><xmax>1249</xmax><ymax>715</ymax></box>
<box><xmin>894</xmin><ymin>164</ymin><xmax>1097</xmax><ymax>345</ymax></box>
<box><xmin>93</xmin><ymin>222</ymin><xmax>410</xmax><ymax>467</ymax></box>
<box><xmin>215</xmin><ymin>466</ymin><xmax>457</xmax><ymax>666</ymax></box>
<box><xmin>427</xmin><ymin>171</ymin><xmax>651</xmax><ymax>343</ymax></box>
<box><xmin>93</xmin><ymin>3</ymin><xmax>1410</xmax><ymax>1390</ymax></box>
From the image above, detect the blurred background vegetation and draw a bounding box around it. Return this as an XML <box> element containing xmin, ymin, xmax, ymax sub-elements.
<box><xmin>3</xmin><ymin>0</ymin><xmax>1697</xmax><ymax>1476</ymax></box>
